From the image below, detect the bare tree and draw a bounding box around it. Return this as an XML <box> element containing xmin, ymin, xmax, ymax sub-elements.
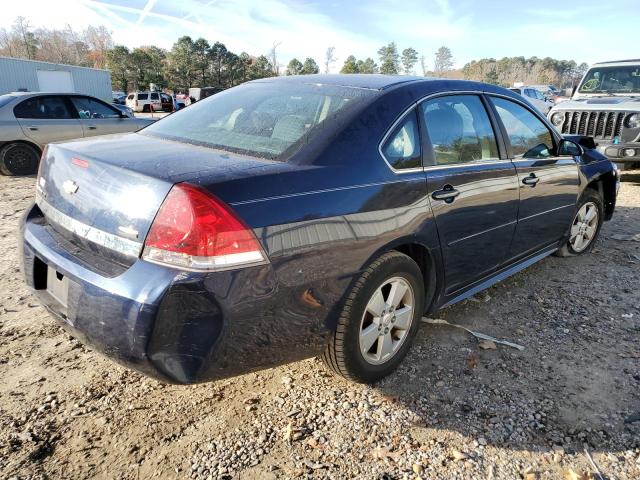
<box><xmin>268</xmin><ymin>41</ymin><xmax>282</xmax><ymax>75</ymax></box>
<box><xmin>433</xmin><ymin>46</ymin><xmax>454</xmax><ymax>77</ymax></box>
<box><xmin>13</xmin><ymin>17</ymin><xmax>37</xmax><ymax>60</ymax></box>
<box><xmin>419</xmin><ymin>55</ymin><xmax>427</xmax><ymax>76</ymax></box>
<box><xmin>324</xmin><ymin>46</ymin><xmax>336</xmax><ymax>74</ymax></box>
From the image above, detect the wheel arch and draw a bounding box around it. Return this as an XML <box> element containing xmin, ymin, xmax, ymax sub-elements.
<box><xmin>0</xmin><ymin>139</ymin><xmax>43</xmax><ymax>155</ymax></box>
<box><xmin>585</xmin><ymin>171</ymin><xmax>616</xmax><ymax>220</ymax></box>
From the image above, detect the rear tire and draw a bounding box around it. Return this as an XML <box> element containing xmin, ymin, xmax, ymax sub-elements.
<box><xmin>556</xmin><ymin>189</ymin><xmax>603</xmax><ymax>257</ymax></box>
<box><xmin>322</xmin><ymin>251</ymin><xmax>424</xmax><ymax>383</ymax></box>
<box><xmin>142</xmin><ymin>105</ymin><xmax>150</xmax><ymax>113</ymax></box>
<box><xmin>0</xmin><ymin>142</ymin><xmax>40</xmax><ymax>176</ymax></box>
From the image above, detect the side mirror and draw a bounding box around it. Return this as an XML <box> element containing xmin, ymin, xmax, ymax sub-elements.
<box><xmin>558</xmin><ymin>139</ymin><xmax>583</xmax><ymax>157</ymax></box>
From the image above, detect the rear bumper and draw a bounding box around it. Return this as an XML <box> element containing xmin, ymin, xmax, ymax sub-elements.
<box><xmin>20</xmin><ymin>204</ymin><xmax>335</xmax><ymax>384</ymax></box>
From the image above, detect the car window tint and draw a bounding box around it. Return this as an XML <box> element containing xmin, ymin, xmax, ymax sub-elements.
<box><xmin>150</xmin><ymin>93</ymin><xmax>159</xmax><ymax>100</ymax></box>
<box><xmin>137</xmin><ymin>93</ymin><xmax>148</xmax><ymax>100</ymax></box>
<box><xmin>14</xmin><ymin>96</ymin><xmax>72</xmax><ymax>119</ymax></box>
<box><xmin>492</xmin><ymin>97</ymin><xmax>554</xmax><ymax>159</ymax></box>
<box><xmin>141</xmin><ymin>83</ymin><xmax>373</xmax><ymax>160</ymax></box>
<box><xmin>421</xmin><ymin>95</ymin><xmax>499</xmax><ymax>165</ymax></box>
<box><xmin>70</xmin><ymin>97</ymin><xmax>119</xmax><ymax>119</ymax></box>
<box><xmin>381</xmin><ymin>110</ymin><xmax>421</xmax><ymax>170</ymax></box>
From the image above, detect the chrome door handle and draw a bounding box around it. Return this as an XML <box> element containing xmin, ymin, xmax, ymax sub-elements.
<box><xmin>431</xmin><ymin>184</ymin><xmax>460</xmax><ymax>203</ymax></box>
<box><xmin>522</xmin><ymin>174</ymin><xmax>539</xmax><ymax>187</ymax></box>
<box><xmin>28</xmin><ymin>126</ymin><xmax>38</xmax><ymax>131</ymax></box>
<box><xmin>87</xmin><ymin>125</ymin><xmax>97</xmax><ymax>130</ymax></box>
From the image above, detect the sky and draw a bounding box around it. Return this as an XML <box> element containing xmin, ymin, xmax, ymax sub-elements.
<box><xmin>1</xmin><ymin>0</ymin><xmax>638</xmax><ymax>72</ymax></box>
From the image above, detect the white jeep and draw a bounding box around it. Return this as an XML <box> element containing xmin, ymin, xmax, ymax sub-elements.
<box><xmin>548</xmin><ymin>59</ymin><xmax>640</xmax><ymax>169</ymax></box>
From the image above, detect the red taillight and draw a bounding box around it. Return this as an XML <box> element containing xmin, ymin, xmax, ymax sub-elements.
<box><xmin>142</xmin><ymin>183</ymin><xmax>266</xmax><ymax>270</ymax></box>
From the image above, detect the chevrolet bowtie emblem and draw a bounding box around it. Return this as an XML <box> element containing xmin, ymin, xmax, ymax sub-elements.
<box><xmin>62</xmin><ymin>180</ymin><xmax>79</xmax><ymax>195</ymax></box>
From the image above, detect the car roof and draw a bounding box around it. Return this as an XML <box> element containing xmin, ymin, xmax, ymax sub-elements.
<box><xmin>248</xmin><ymin>74</ymin><xmax>434</xmax><ymax>91</ymax></box>
<box><xmin>593</xmin><ymin>59</ymin><xmax>640</xmax><ymax>66</ymax></box>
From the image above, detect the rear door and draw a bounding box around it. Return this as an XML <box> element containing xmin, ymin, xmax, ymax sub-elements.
<box><xmin>68</xmin><ymin>96</ymin><xmax>138</xmax><ymax>137</ymax></box>
<box><xmin>419</xmin><ymin>94</ymin><xmax>520</xmax><ymax>295</ymax></box>
<box><xmin>488</xmin><ymin>96</ymin><xmax>579</xmax><ymax>259</ymax></box>
<box><xmin>14</xmin><ymin>95</ymin><xmax>83</xmax><ymax>146</ymax></box>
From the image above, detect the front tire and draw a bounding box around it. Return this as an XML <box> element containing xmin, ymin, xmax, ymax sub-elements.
<box><xmin>323</xmin><ymin>251</ymin><xmax>425</xmax><ymax>383</ymax></box>
<box><xmin>556</xmin><ymin>189</ymin><xmax>603</xmax><ymax>257</ymax></box>
<box><xmin>0</xmin><ymin>142</ymin><xmax>40</xmax><ymax>176</ymax></box>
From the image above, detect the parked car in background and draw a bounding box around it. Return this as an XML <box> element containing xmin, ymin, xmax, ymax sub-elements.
<box><xmin>20</xmin><ymin>75</ymin><xmax>618</xmax><ymax>385</ymax></box>
<box><xmin>509</xmin><ymin>87</ymin><xmax>554</xmax><ymax>114</ymax></box>
<box><xmin>0</xmin><ymin>92</ymin><xmax>153</xmax><ymax>175</ymax></box>
<box><xmin>112</xmin><ymin>92</ymin><xmax>126</xmax><ymax>105</ymax></box>
<box><xmin>548</xmin><ymin>59</ymin><xmax>640</xmax><ymax>169</ymax></box>
<box><xmin>126</xmin><ymin>91</ymin><xmax>162</xmax><ymax>113</ymax></box>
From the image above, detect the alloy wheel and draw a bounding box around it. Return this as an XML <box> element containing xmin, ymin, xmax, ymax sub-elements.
<box><xmin>359</xmin><ymin>276</ymin><xmax>415</xmax><ymax>365</ymax></box>
<box><xmin>569</xmin><ymin>201</ymin><xmax>599</xmax><ymax>252</ymax></box>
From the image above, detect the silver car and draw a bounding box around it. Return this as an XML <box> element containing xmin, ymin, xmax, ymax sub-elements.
<box><xmin>0</xmin><ymin>92</ymin><xmax>153</xmax><ymax>175</ymax></box>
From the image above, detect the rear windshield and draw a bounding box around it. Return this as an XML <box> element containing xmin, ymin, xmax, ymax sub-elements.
<box><xmin>141</xmin><ymin>82</ymin><xmax>374</xmax><ymax>159</ymax></box>
<box><xmin>0</xmin><ymin>94</ymin><xmax>16</xmax><ymax>109</ymax></box>
<box><xmin>137</xmin><ymin>93</ymin><xmax>149</xmax><ymax>100</ymax></box>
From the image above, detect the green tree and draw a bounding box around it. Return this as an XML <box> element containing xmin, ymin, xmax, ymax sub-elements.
<box><xmin>357</xmin><ymin>57</ymin><xmax>378</xmax><ymax>74</ymax></box>
<box><xmin>301</xmin><ymin>57</ymin><xmax>319</xmax><ymax>74</ymax></box>
<box><xmin>249</xmin><ymin>55</ymin><xmax>274</xmax><ymax>80</ymax></box>
<box><xmin>401</xmin><ymin>47</ymin><xmax>418</xmax><ymax>75</ymax></box>
<box><xmin>433</xmin><ymin>46</ymin><xmax>454</xmax><ymax>76</ymax></box>
<box><xmin>286</xmin><ymin>58</ymin><xmax>304</xmax><ymax>75</ymax></box>
<box><xmin>106</xmin><ymin>45</ymin><xmax>131</xmax><ymax>92</ymax></box>
<box><xmin>193</xmin><ymin>38</ymin><xmax>210</xmax><ymax>86</ymax></box>
<box><xmin>377</xmin><ymin>42</ymin><xmax>399</xmax><ymax>74</ymax></box>
<box><xmin>166</xmin><ymin>36</ymin><xmax>197</xmax><ymax>90</ymax></box>
<box><xmin>340</xmin><ymin>55</ymin><xmax>359</xmax><ymax>74</ymax></box>
<box><xmin>208</xmin><ymin>41</ymin><xmax>228</xmax><ymax>87</ymax></box>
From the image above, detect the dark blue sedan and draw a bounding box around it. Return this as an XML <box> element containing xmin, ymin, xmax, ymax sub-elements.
<box><xmin>20</xmin><ymin>75</ymin><xmax>619</xmax><ymax>384</ymax></box>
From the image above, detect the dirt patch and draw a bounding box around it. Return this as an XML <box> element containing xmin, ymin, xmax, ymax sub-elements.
<box><xmin>1</xmin><ymin>172</ymin><xmax>639</xmax><ymax>479</ymax></box>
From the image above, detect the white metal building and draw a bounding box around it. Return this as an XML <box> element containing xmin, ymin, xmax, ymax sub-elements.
<box><xmin>0</xmin><ymin>57</ymin><xmax>112</xmax><ymax>102</ymax></box>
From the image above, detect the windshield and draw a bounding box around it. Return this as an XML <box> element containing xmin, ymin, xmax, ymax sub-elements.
<box><xmin>578</xmin><ymin>66</ymin><xmax>640</xmax><ymax>94</ymax></box>
<box><xmin>141</xmin><ymin>82</ymin><xmax>374</xmax><ymax>159</ymax></box>
<box><xmin>0</xmin><ymin>94</ymin><xmax>17</xmax><ymax>109</ymax></box>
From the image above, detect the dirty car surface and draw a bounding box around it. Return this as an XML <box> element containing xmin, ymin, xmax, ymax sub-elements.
<box><xmin>20</xmin><ymin>74</ymin><xmax>619</xmax><ymax>384</ymax></box>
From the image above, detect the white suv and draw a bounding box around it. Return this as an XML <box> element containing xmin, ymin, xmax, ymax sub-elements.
<box><xmin>126</xmin><ymin>91</ymin><xmax>162</xmax><ymax>113</ymax></box>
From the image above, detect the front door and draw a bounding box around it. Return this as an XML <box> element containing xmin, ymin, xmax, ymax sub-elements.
<box><xmin>489</xmin><ymin>96</ymin><xmax>579</xmax><ymax>259</ymax></box>
<box><xmin>420</xmin><ymin>94</ymin><xmax>520</xmax><ymax>295</ymax></box>
<box><xmin>68</xmin><ymin>96</ymin><xmax>135</xmax><ymax>137</ymax></box>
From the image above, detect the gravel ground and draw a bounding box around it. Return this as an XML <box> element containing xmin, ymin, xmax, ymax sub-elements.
<box><xmin>1</xmin><ymin>171</ymin><xmax>639</xmax><ymax>480</ymax></box>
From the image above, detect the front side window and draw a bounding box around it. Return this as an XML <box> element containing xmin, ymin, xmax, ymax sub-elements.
<box><xmin>14</xmin><ymin>96</ymin><xmax>72</xmax><ymax>119</ymax></box>
<box><xmin>150</xmin><ymin>93</ymin><xmax>159</xmax><ymax>100</ymax></box>
<box><xmin>70</xmin><ymin>97</ymin><xmax>120</xmax><ymax>119</ymax></box>
<box><xmin>381</xmin><ymin>110</ymin><xmax>421</xmax><ymax>170</ymax></box>
<box><xmin>421</xmin><ymin>94</ymin><xmax>499</xmax><ymax>165</ymax></box>
<box><xmin>492</xmin><ymin>97</ymin><xmax>554</xmax><ymax>159</ymax></box>
<box><xmin>142</xmin><ymin>82</ymin><xmax>373</xmax><ymax>159</ymax></box>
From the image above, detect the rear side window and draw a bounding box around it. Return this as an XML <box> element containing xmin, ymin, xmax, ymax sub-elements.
<box><xmin>381</xmin><ymin>110</ymin><xmax>421</xmax><ymax>170</ymax></box>
<box><xmin>14</xmin><ymin>96</ymin><xmax>72</xmax><ymax>119</ymax></box>
<box><xmin>137</xmin><ymin>93</ymin><xmax>149</xmax><ymax>100</ymax></box>
<box><xmin>150</xmin><ymin>93</ymin><xmax>159</xmax><ymax>100</ymax></box>
<box><xmin>491</xmin><ymin>97</ymin><xmax>554</xmax><ymax>159</ymax></box>
<box><xmin>421</xmin><ymin>95</ymin><xmax>499</xmax><ymax>165</ymax></box>
<box><xmin>70</xmin><ymin>96</ymin><xmax>120</xmax><ymax>119</ymax></box>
